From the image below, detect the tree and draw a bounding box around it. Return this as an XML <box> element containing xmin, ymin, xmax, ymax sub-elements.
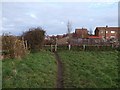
<box><xmin>89</xmin><ymin>28</ymin><xmax>93</xmax><ymax>35</ymax></box>
<box><xmin>22</xmin><ymin>27</ymin><xmax>45</xmax><ymax>52</ymax></box>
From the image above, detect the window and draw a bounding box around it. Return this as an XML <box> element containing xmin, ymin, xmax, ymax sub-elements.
<box><xmin>106</xmin><ymin>31</ymin><xmax>108</xmax><ymax>33</ymax></box>
<box><xmin>106</xmin><ymin>37</ymin><xmax>109</xmax><ymax>39</ymax></box>
<box><xmin>111</xmin><ymin>31</ymin><xmax>115</xmax><ymax>33</ymax></box>
<box><xmin>110</xmin><ymin>36</ymin><xmax>115</xmax><ymax>38</ymax></box>
<box><xmin>102</xmin><ymin>36</ymin><xmax>104</xmax><ymax>38</ymax></box>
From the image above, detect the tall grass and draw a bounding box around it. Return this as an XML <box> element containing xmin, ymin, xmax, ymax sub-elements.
<box><xmin>2</xmin><ymin>51</ymin><xmax>57</xmax><ymax>88</ymax></box>
<box><xmin>58</xmin><ymin>50</ymin><xmax>118</xmax><ymax>88</ymax></box>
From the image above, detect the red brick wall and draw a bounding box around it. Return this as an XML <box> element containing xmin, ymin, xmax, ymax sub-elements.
<box><xmin>75</xmin><ymin>29</ymin><xmax>88</xmax><ymax>38</ymax></box>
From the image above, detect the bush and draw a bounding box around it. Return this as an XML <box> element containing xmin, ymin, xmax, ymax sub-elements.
<box><xmin>22</xmin><ymin>27</ymin><xmax>45</xmax><ymax>52</ymax></box>
<box><xmin>2</xmin><ymin>34</ymin><xmax>28</xmax><ymax>59</ymax></box>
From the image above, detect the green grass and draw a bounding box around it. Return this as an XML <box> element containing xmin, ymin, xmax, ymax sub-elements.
<box><xmin>0</xmin><ymin>61</ymin><xmax>2</xmax><ymax>89</ymax></box>
<box><xmin>2</xmin><ymin>51</ymin><xmax>57</xmax><ymax>88</ymax></box>
<box><xmin>58</xmin><ymin>50</ymin><xmax>118</xmax><ymax>88</ymax></box>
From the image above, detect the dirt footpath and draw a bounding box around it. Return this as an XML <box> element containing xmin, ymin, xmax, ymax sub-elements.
<box><xmin>54</xmin><ymin>51</ymin><xmax>64</xmax><ymax>88</ymax></box>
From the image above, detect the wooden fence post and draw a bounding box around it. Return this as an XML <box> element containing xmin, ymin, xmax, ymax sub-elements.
<box><xmin>51</xmin><ymin>45</ymin><xmax>53</xmax><ymax>52</ymax></box>
<box><xmin>25</xmin><ymin>40</ymin><xmax>28</xmax><ymax>50</ymax></box>
<box><xmin>68</xmin><ymin>44</ymin><xmax>71</xmax><ymax>50</ymax></box>
<box><xmin>112</xmin><ymin>43</ymin><xmax>114</xmax><ymax>48</ymax></box>
<box><xmin>83</xmin><ymin>45</ymin><xmax>86</xmax><ymax>51</ymax></box>
<box><xmin>55</xmin><ymin>44</ymin><xmax>57</xmax><ymax>52</ymax></box>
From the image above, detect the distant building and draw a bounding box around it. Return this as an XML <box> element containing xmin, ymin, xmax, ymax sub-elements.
<box><xmin>75</xmin><ymin>28</ymin><xmax>88</xmax><ymax>38</ymax></box>
<box><xmin>95</xmin><ymin>26</ymin><xmax>120</xmax><ymax>40</ymax></box>
<box><xmin>56</xmin><ymin>35</ymin><xmax>63</xmax><ymax>39</ymax></box>
<box><xmin>45</xmin><ymin>35</ymin><xmax>51</xmax><ymax>40</ymax></box>
<box><xmin>56</xmin><ymin>36</ymin><xmax>69</xmax><ymax>45</ymax></box>
<box><xmin>88</xmin><ymin>35</ymin><xmax>102</xmax><ymax>39</ymax></box>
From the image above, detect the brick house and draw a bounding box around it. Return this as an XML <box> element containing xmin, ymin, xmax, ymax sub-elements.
<box><xmin>75</xmin><ymin>28</ymin><xmax>88</xmax><ymax>38</ymax></box>
<box><xmin>95</xmin><ymin>26</ymin><xmax>120</xmax><ymax>40</ymax></box>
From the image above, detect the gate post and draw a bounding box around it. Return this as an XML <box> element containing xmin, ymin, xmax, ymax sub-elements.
<box><xmin>55</xmin><ymin>44</ymin><xmax>57</xmax><ymax>52</ymax></box>
<box><xmin>68</xmin><ymin>44</ymin><xmax>71</xmax><ymax>50</ymax></box>
<box><xmin>51</xmin><ymin>44</ymin><xmax>53</xmax><ymax>52</ymax></box>
<box><xmin>83</xmin><ymin>44</ymin><xmax>86</xmax><ymax>51</ymax></box>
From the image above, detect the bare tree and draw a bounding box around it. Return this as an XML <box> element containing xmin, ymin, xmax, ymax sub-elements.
<box><xmin>89</xmin><ymin>28</ymin><xmax>93</xmax><ymax>35</ymax></box>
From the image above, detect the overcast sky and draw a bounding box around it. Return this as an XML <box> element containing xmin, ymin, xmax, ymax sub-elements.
<box><xmin>1</xmin><ymin>2</ymin><xmax>118</xmax><ymax>35</ymax></box>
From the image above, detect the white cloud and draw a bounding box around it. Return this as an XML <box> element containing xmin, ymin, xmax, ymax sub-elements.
<box><xmin>2</xmin><ymin>27</ymin><xmax>13</xmax><ymax>31</ymax></box>
<box><xmin>89</xmin><ymin>18</ymin><xmax>94</xmax><ymax>22</ymax></box>
<box><xmin>29</xmin><ymin>13</ymin><xmax>37</xmax><ymax>19</ymax></box>
<box><xmin>89</xmin><ymin>2</ymin><xmax>116</xmax><ymax>8</ymax></box>
<box><xmin>25</xmin><ymin>13</ymin><xmax>38</xmax><ymax>19</ymax></box>
<box><xmin>2</xmin><ymin>17</ymin><xmax>8</xmax><ymax>21</ymax></box>
<box><xmin>61</xmin><ymin>21</ymin><xmax>65</xmax><ymax>24</ymax></box>
<box><xmin>15</xmin><ymin>18</ymin><xmax>24</xmax><ymax>22</ymax></box>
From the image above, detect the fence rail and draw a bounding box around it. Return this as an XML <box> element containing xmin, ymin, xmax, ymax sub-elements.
<box><xmin>43</xmin><ymin>44</ymin><xmax>117</xmax><ymax>52</ymax></box>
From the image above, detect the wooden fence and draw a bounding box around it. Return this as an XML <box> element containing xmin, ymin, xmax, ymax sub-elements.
<box><xmin>43</xmin><ymin>44</ymin><xmax>117</xmax><ymax>52</ymax></box>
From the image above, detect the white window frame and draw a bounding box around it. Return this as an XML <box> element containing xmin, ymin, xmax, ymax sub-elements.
<box><xmin>110</xmin><ymin>36</ymin><xmax>115</xmax><ymax>38</ymax></box>
<box><xmin>106</xmin><ymin>31</ymin><xmax>108</xmax><ymax>33</ymax></box>
<box><xmin>111</xmin><ymin>31</ymin><xmax>115</xmax><ymax>33</ymax></box>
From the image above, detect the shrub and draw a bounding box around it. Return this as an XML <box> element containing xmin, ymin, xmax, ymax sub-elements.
<box><xmin>22</xmin><ymin>27</ymin><xmax>45</xmax><ymax>52</ymax></box>
<box><xmin>2</xmin><ymin>33</ymin><xmax>28</xmax><ymax>59</ymax></box>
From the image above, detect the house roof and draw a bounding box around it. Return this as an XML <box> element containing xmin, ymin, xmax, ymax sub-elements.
<box><xmin>75</xmin><ymin>28</ymin><xmax>88</xmax><ymax>31</ymax></box>
<box><xmin>95</xmin><ymin>27</ymin><xmax>120</xmax><ymax>31</ymax></box>
<box><xmin>88</xmin><ymin>36</ymin><xmax>102</xmax><ymax>39</ymax></box>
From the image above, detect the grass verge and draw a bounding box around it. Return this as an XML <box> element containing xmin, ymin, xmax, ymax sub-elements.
<box><xmin>2</xmin><ymin>50</ymin><xmax>57</xmax><ymax>88</ymax></box>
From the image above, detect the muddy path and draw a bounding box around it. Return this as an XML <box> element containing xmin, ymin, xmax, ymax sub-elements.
<box><xmin>54</xmin><ymin>51</ymin><xmax>64</xmax><ymax>88</ymax></box>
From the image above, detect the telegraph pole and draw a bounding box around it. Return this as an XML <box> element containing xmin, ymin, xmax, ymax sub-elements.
<box><xmin>67</xmin><ymin>21</ymin><xmax>72</xmax><ymax>50</ymax></box>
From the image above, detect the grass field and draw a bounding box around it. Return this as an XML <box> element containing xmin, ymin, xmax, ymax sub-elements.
<box><xmin>58</xmin><ymin>50</ymin><xmax>118</xmax><ymax>88</ymax></box>
<box><xmin>2</xmin><ymin>50</ymin><xmax>119</xmax><ymax>88</ymax></box>
<box><xmin>2</xmin><ymin>51</ymin><xmax>57</xmax><ymax>88</ymax></box>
